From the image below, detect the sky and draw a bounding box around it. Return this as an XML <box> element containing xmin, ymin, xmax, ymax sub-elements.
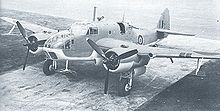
<box><xmin>1</xmin><ymin>0</ymin><xmax>220</xmax><ymax>39</ymax></box>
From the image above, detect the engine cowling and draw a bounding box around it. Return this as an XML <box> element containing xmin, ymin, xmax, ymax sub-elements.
<box><xmin>27</xmin><ymin>35</ymin><xmax>44</xmax><ymax>55</ymax></box>
<box><xmin>28</xmin><ymin>35</ymin><xmax>38</xmax><ymax>51</ymax></box>
<box><xmin>103</xmin><ymin>48</ymin><xmax>151</xmax><ymax>73</ymax></box>
<box><xmin>134</xmin><ymin>66</ymin><xmax>147</xmax><ymax>76</ymax></box>
<box><xmin>102</xmin><ymin>48</ymin><xmax>138</xmax><ymax>73</ymax></box>
<box><xmin>90</xmin><ymin>50</ymin><xmax>103</xmax><ymax>66</ymax></box>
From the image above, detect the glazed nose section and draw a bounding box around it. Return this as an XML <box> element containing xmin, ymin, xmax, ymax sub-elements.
<box><xmin>45</xmin><ymin>38</ymin><xmax>75</xmax><ymax>49</ymax></box>
<box><xmin>44</xmin><ymin>31</ymin><xmax>74</xmax><ymax>49</ymax></box>
<box><xmin>63</xmin><ymin>39</ymin><xmax>75</xmax><ymax>49</ymax></box>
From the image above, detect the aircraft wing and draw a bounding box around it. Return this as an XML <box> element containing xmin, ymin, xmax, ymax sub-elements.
<box><xmin>155</xmin><ymin>35</ymin><xmax>220</xmax><ymax>55</ymax></box>
<box><xmin>95</xmin><ymin>38</ymin><xmax>220</xmax><ymax>60</ymax></box>
<box><xmin>1</xmin><ymin>17</ymin><xmax>57</xmax><ymax>34</ymax></box>
<box><xmin>138</xmin><ymin>47</ymin><xmax>220</xmax><ymax>59</ymax></box>
<box><xmin>43</xmin><ymin>37</ymin><xmax>220</xmax><ymax>65</ymax></box>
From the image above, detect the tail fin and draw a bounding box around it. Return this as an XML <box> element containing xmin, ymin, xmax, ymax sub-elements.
<box><xmin>156</xmin><ymin>8</ymin><xmax>195</xmax><ymax>39</ymax></box>
<box><xmin>157</xmin><ymin>8</ymin><xmax>170</xmax><ymax>30</ymax></box>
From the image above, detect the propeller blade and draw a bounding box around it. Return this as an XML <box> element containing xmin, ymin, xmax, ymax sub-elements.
<box><xmin>16</xmin><ymin>21</ymin><xmax>28</xmax><ymax>43</ymax></box>
<box><xmin>23</xmin><ymin>48</ymin><xmax>30</xmax><ymax>70</ymax></box>
<box><xmin>104</xmin><ymin>68</ymin><xmax>110</xmax><ymax>94</ymax></box>
<box><xmin>86</xmin><ymin>38</ymin><xmax>107</xmax><ymax>59</ymax></box>
<box><xmin>117</xmin><ymin>49</ymin><xmax>138</xmax><ymax>60</ymax></box>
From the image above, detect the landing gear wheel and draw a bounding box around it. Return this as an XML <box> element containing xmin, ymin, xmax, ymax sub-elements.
<box><xmin>43</xmin><ymin>59</ymin><xmax>55</xmax><ymax>76</ymax></box>
<box><xmin>118</xmin><ymin>77</ymin><xmax>132</xmax><ymax>97</ymax></box>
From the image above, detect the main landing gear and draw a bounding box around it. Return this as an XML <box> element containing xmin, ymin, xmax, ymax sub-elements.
<box><xmin>43</xmin><ymin>59</ymin><xmax>76</xmax><ymax>76</ymax></box>
<box><xmin>42</xmin><ymin>59</ymin><xmax>134</xmax><ymax>97</ymax></box>
<box><xmin>118</xmin><ymin>70</ymin><xmax>134</xmax><ymax>97</ymax></box>
<box><xmin>43</xmin><ymin>59</ymin><xmax>56</xmax><ymax>76</ymax></box>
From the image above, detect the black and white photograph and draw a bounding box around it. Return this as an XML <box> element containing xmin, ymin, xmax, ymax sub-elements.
<box><xmin>0</xmin><ymin>0</ymin><xmax>220</xmax><ymax>110</ymax></box>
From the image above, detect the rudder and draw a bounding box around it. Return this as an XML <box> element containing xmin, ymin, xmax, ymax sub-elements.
<box><xmin>157</xmin><ymin>8</ymin><xmax>170</xmax><ymax>30</ymax></box>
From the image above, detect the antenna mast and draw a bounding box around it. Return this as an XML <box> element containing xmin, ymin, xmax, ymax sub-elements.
<box><xmin>93</xmin><ymin>7</ymin><xmax>97</xmax><ymax>21</ymax></box>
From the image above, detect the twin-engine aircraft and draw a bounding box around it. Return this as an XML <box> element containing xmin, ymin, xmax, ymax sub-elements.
<box><xmin>2</xmin><ymin>7</ymin><xmax>220</xmax><ymax>96</ymax></box>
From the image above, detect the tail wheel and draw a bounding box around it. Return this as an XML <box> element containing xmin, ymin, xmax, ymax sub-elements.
<box><xmin>43</xmin><ymin>59</ymin><xmax>55</xmax><ymax>76</ymax></box>
<box><xmin>118</xmin><ymin>77</ymin><xmax>132</xmax><ymax>97</ymax></box>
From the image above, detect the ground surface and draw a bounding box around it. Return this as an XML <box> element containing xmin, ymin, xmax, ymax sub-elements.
<box><xmin>0</xmin><ymin>9</ymin><xmax>220</xmax><ymax>111</ymax></box>
<box><xmin>136</xmin><ymin>60</ymin><xmax>220</xmax><ymax>111</ymax></box>
<box><xmin>0</xmin><ymin>58</ymin><xmax>200</xmax><ymax>111</ymax></box>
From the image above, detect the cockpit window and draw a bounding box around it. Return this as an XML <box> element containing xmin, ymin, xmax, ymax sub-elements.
<box><xmin>86</xmin><ymin>27</ymin><xmax>98</xmax><ymax>35</ymax></box>
<box><xmin>70</xmin><ymin>22</ymin><xmax>90</xmax><ymax>35</ymax></box>
<box><xmin>64</xmin><ymin>40</ymin><xmax>71</xmax><ymax>49</ymax></box>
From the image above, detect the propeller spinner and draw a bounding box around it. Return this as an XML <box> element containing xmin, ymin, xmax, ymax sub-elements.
<box><xmin>86</xmin><ymin>38</ymin><xmax>138</xmax><ymax>94</ymax></box>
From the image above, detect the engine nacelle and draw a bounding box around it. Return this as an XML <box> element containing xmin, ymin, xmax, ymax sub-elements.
<box><xmin>134</xmin><ymin>66</ymin><xmax>146</xmax><ymax>77</ymax></box>
<box><xmin>28</xmin><ymin>33</ymin><xmax>48</xmax><ymax>55</ymax></box>
<box><xmin>90</xmin><ymin>50</ymin><xmax>103</xmax><ymax>66</ymax></box>
<box><xmin>30</xmin><ymin>47</ymin><xmax>43</xmax><ymax>55</ymax></box>
<box><xmin>103</xmin><ymin>48</ymin><xmax>151</xmax><ymax>73</ymax></box>
<box><xmin>103</xmin><ymin>48</ymin><xmax>139</xmax><ymax>73</ymax></box>
<box><xmin>108</xmin><ymin>62</ymin><xmax>134</xmax><ymax>73</ymax></box>
<box><xmin>106</xmin><ymin>48</ymin><xmax>139</xmax><ymax>63</ymax></box>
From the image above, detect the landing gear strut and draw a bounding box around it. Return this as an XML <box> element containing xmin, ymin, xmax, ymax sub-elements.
<box><xmin>43</xmin><ymin>59</ymin><xmax>55</xmax><ymax>76</ymax></box>
<box><xmin>118</xmin><ymin>70</ymin><xmax>134</xmax><ymax>96</ymax></box>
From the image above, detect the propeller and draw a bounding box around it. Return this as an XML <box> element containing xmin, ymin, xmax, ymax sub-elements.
<box><xmin>16</xmin><ymin>21</ymin><xmax>39</xmax><ymax>70</ymax></box>
<box><xmin>16</xmin><ymin>21</ymin><xmax>28</xmax><ymax>41</ymax></box>
<box><xmin>23</xmin><ymin>48</ymin><xmax>30</xmax><ymax>70</ymax></box>
<box><xmin>86</xmin><ymin>38</ymin><xmax>138</xmax><ymax>94</ymax></box>
<box><xmin>87</xmin><ymin>38</ymin><xmax>107</xmax><ymax>59</ymax></box>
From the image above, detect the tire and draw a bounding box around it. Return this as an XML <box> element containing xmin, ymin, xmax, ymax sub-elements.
<box><xmin>118</xmin><ymin>78</ymin><xmax>131</xmax><ymax>97</ymax></box>
<box><xmin>43</xmin><ymin>59</ymin><xmax>55</xmax><ymax>76</ymax></box>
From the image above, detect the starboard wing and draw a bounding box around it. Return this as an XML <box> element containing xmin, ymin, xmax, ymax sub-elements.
<box><xmin>139</xmin><ymin>47</ymin><xmax>220</xmax><ymax>59</ymax></box>
<box><xmin>1</xmin><ymin>17</ymin><xmax>57</xmax><ymax>34</ymax></box>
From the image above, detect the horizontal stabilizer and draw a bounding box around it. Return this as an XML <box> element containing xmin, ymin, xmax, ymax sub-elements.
<box><xmin>156</xmin><ymin>29</ymin><xmax>195</xmax><ymax>36</ymax></box>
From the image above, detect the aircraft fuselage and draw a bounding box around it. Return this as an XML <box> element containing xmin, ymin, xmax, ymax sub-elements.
<box><xmin>44</xmin><ymin>20</ymin><xmax>158</xmax><ymax>57</ymax></box>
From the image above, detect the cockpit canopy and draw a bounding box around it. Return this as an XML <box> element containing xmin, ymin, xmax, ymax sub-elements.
<box><xmin>69</xmin><ymin>22</ymin><xmax>91</xmax><ymax>35</ymax></box>
<box><xmin>69</xmin><ymin>21</ymin><xmax>99</xmax><ymax>35</ymax></box>
<box><xmin>86</xmin><ymin>27</ymin><xmax>98</xmax><ymax>35</ymax></box>
<box><xmin>44</xmin><ymin>21</ymin><xmax>99</xmax><ymax>49</ymax></box>
<box><xmin>44</xmin><ymin>30</ymin><xmax>71</xmax><ymax>49</ymax></box>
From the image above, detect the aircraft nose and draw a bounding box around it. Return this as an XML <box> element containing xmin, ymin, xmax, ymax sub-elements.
<box><xmin>44</xmin><ymin>31</ymin><xmax>74</xmax><ymax>49</ymax></box>
<box><xmin>44</xmin><ymin>38</ymin><xmax>74</xmax><ymax>49</ymax></box>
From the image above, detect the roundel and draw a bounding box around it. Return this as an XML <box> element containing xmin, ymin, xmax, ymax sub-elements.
<box><xmin>138</xmin><ymin>35</ymin><xmax>143</xmax><ymax>45</ymax></box>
